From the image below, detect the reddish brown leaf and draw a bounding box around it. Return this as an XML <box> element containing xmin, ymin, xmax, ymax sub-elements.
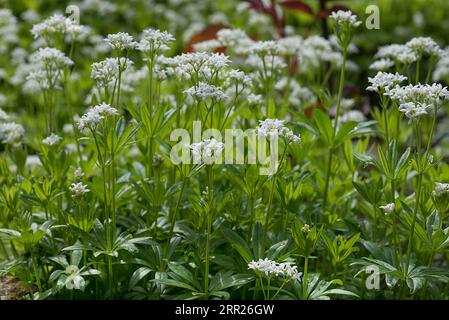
<box><xmin>246</xmin><ymin>0</ymin><xmax>267</xmax><ymax>13</ymax></box>
<box><xmin>304</xmin><ymin>102</ymin><xmax>327</xmax><ymax>118</ymax></box>
<box><xmin>280</xmin><ymin>1</ymin><xmax>314</xmax><ymax>15</ymax></box>
<box><xmin>184</xmin><ymin>24</ymin><xmax>229</xmax><ymax>53</ymax></box>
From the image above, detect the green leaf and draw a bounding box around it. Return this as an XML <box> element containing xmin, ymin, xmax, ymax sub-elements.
<box><xmin>129</xmin><ymin>267</ymin><xmax>152</xmax><ymax>288</ymax></box>
<box><xmin>222</xmin><ymin>228</ymin><xmax>252</xmax><ymax>263</ymax></box>
<box><xmin>312</xmin><ymin>109</ymin><xmax>333</xmax><ymax>146</ymax></box>
<box><xmin>154</xmin><ymin>278</ymin><xmax>198</xmax><ymax>292</ymax></box>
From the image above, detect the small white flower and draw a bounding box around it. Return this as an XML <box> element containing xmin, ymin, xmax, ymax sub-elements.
<box><xmin>247</xmin><ymin>93</ymin><xmax>263</xmax><ymax>105</ymax></box>
<box><xmin>248</xmin><ymin>258</ymin><xmax>302</xmax><ymax>280</ymax></box>
<box><xmin>105</xmin><ymin>32</ymin><xmax>137</xmax><ymax>51</ymax></box>
<box><xmin>193</xmin><ymin>39</ymin><xmax>222</xmax><ymax>52</ymax></box>
<box><xmin>369</xmin><ymin>59</ymin><xmax>395</xmax><ymax>71</ymax></box>
<box><xmin>0</xmin><ymin>108</ymin><xmax>9</xmax><ymax>120</ymax></box>
<box><xmin>277</xmin><ymin>36</ymin><xmax>303</xmax><ymax>56</ymax></box>
<box><xmin>184</xmin><ymin>83</ymin><xmax>227</xmax><ymax>102</ymax></box>
<box><xmin>256</xmin><ymin>119</ymin><xmax>301</xmax><ymax>143</ymax></box>
<box><xmin>329</xmin><ymin>10</ymin><xmax>362</xmax><ymax>28</ymax></box>
<box><xmin>30</xmin><ymin>47</ymin><xmax>74</xmax><ymax>69</ymax></box>
<box><xmin>42</xmin><ymin>133</ymin><xmax>62</xmax><ymax>146</ymax></box>
<box><xmin>379</xmin><ymin>203</ymin><xmax>395</xmax><ymax>215</ymax></box>
<box><xmin>432</xmin><ymin>48</ymin><xmax>449</xmax><ymax>81</ymax></box>
<box><xmin>385</xmin><ymin>83</ymin><xmax>449</xmax><ymax>121</ymax></box>
<box><xmin>375</xmin><ymin>44</ymin><xmax>418</xmax><ymax>65</ymax></box>
<box><xmin>137</xmin><ymin>28</ymin><xmax>175</xmax><ymax>54</ymax></box>
<box><xmin>301</xmin><ymin>224</ymin><xmax>311</xmax><ymax>233</ymax></box>
<box><xmin>31</xmin><ymin>13</ymin><xmax>90</xmax><ymax>43</ymax></box>
<box><xmin>340</xmin><ymin>110</ymin><xmax>366</xmax><ymax>123</ymax></box>
<box><xmin>398</xmin><ymin>102</ymin><xmax>429</xmax><ymax>119</ymax></box>
<box><xmin>77</xmin><ymin>103</ymin><xmax>119</xmax><ymax>131</ymax></box>
<box><xmin>406</xmin><ymin>37</ymin><xmax>442</xmax><ymax>57</ymax></box>
<box><xmin>74</xmin><ymin>167</ymin><xmax>84</xmax><ymax>180</ymax></box>
<box><xmin>432</xmin><ymin>182</ymin><xmax>449</xmax><ymax>197</ymax></box>
<box><xmin>216</xmin><ymin>28</ymin><xmax>253</xmax><ymax>54</ymax></box>
<box><xmin>0</xmin><ymin>122</ymin><xmax>25</xmax><ymax>146</ymax></box>
<box><xmin>366</xmin><ymin>72</ymin><xmax>407</xmax><ymax>93</ymax></box>
<box><xmin>249</xmin><ymin>41</ymin><xmax>281</xmax><ymax>56</ymax></box>
<box><xmin>190</xmin><ymin>138</ymin><xmax>225</xmax><ymax>164</ymax></box>
<box><xmin>69</xmin><ymin>182</ymin><xmax>90</xmax><ymax>197</ymax></box>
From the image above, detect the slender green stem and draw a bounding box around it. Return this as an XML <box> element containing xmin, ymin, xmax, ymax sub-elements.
<box><xmin>31</xmin><ymin>252</ymin><xmax>42</xmax><ymax>292</ymax></box>
<box><xmin>302</xmin><ymin>256</ymin><xmax>309</xmax><ymax>300</ymax></box>
<box><xmin>108</xmin><ymin>255</ymin><xmax>113</xmax><ymax>297</ymax></box>
<box><xmin>404</xmin><ymin>122</ymin><xmax>423</xmax><ymax>277</ymax></box>
<box><xmin>323</xmin><ymin>49</ymin><xmax>347</xmax><ymax>210</ymax></box>
<box><xmin>204</xmin><ymin>166</ymin><xmax>214</xmax><ymax>298</ymax></box>
<box><xmin>382</xmin><ymin>96</ymin><xmax>390</xmax><ymax>147</ymax></box>
<box><xmin>270</xmin><ymin>279</ymin><xmax>288</xmax><ymax>300</ymax></box>
<box><xmin>164</xmin><ymin>176</ymin><xmax>187</xmax><ymax>264</ymax></box>
<box><xmin>415</xmin><ymin>59</ymin><xmax>421</xmax><ymax>84</ymax></box>
<box><xmin>261</xmin><ymin>146</ymin><xmax>288</xmax><ymax>255</ymax></box>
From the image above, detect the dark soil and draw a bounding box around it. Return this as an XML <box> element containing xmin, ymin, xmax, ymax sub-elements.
<box><xmin>0</xmin><ymin>274</ymin><xmax>32</xmax><ymax>300</ymax></box>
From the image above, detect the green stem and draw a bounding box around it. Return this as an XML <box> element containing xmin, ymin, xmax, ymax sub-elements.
<box><xmin>323</xmin><ymin>49</ymin><xmax>347</xmax><ymax>210</ymax></box>
<box><xmin>31</xmin><ymin>252</ymin><xmax>42</xmax><ymax>292</ymax></box>
<box><xmin>261</xmin><ymin>146</ymin><xmax>288</xmax><ymax>256</ymax></box>
<box><xmin>204</xmin><ymin>166</ymin><xmax>214</xmax><ymax>298</ymax></box>
<box><xmin>302</xmin><ymin>256</ymin><xmax>309</xmax><ymax>300</ymax></box>
<box><xmin>108</xmin><ymin>255</ymin><xmax>113</xmax><ymax>298</ymax></box>
<box><xmin>164</xmin><ymin>176</ymin><xmax>187</xmax><ymax>264</ymax></box>
<box><xmin>404</xmin><ymin>123</ymin><xmax>423</xmax><ymax>277</ymax></box>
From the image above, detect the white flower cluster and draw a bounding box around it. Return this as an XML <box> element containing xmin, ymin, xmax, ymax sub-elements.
<box><xmin>193</xmin><ymin>39</ymin><xmax>222</xmax><ymax>52</ymax></box>
<box><xmin>30</xmin><ymin>47</ymin><xmax>74</xmax><ymax>69</ymax></box>
<box><xmin>74</xmin><ymin>167</ymin><xmax>85</xmax><ymax>180</ymax></box>
<box><xmin>433</xmin><ymin>48</ymin><xmax>449</xmax><ymax>82</ymax></box>
<box><xmin>42</xmin><ymin>133</ymin><xmax>62</xmax><ymax>146</ymax></box>
<box><xmin>340</xmin><ymin>110</ymin><xmax>366</xmax><ymax>123</ymax></box>
<box><xmin>31</xmin><ymin>13</ymin><xmax>90</xmax><ymax>43</ymax></box>
<box><xmin>190</xmin><ymin>138</ymin><xmax>225</xmax><ymax>164</ymax></box>
<box><xmin>275</xmin><ymin>78</ymin><xmax>316</xmax><ymax>106</ymax></box>
<box><xmin>432</xmin><ymin>182</ymin><xmax>449</xmax><ymax>197</ymax></box>
<box><xmin>379</xmin><ymin>203</ymin><xmax>395</xmax><ymax>215</ymax></box>
<box><xmin>0</xmin><ymin>108</ymin><xmax>9</xmax><ymax>121</ymax></box>
<box><xmin>137</xmin><ymin>28</ymin><xmax>175</xmax><ymax>55</ymax></box>
<box><xmin>105</xmin><ymin>32</ymin><xmax>137</xmax><ymax>51</ymax></box>
<box><xmin>277</xmin><ymin>36</ymin><xmax>304</xmax><ymax>56</ymax></box>
<box><xmin>297</xmin><ymin>36</ymin><xmax>344</xmax><ymax>73</ymax></box>
<box><xmin>26</xmin><ymin>47</ymin><xmax>74</xmax><ymax>89</ymax></box>
<box><xmin>249</xmin><ymin>41</ymin><xmax>280</xmax><ymax>56</ymax></box>
<box><xmin>248</xmin><ymin>258</ymin><xmax>302</xmax><ymax>281</ymax></box>
<box><xmin>329</xmin><ymin>10</ymin><xmax>362</xmax><ymax>28</ymax></box>
<box><xmin>375</xmin><ymin>44</ymin><xmax>418</xmax><ymax>66</ymax></box>
<box><xmin>0</xmin><ymin>9</ymin><xmax>18</xmax><ymax>51</ymax></box>
<box><xmin>216</xmin><ymin>28</ymin><xmax>254</xmax><ymax>55</ymax></box>
<box><xmin>184</xmin><ymin>82</ymin><xmax>227</xmax><ymax>102</ymax></box>
<box><xmin>385</xmin><ymin>83</ymin><xmax>449</xmax><ymax>119</ymax></box>
<box><xmin>0</xmin><ymin>122</ymin><xmax>25</xmax><ymax>146</ymax></box>
<box><xmin>69</xmin><ymin>182</ymin><xmax>90</xmax><ymax>198</ymax></box>
<box><xmin>78</xmin><ymin>0</ymin><xmax>117</xmax><ymax>15</ymax></box>
<box><xmin>366</xmin><ymin>72</ymin><xmax>408</xmax><ymax>93</ymax></box>
<box><xmin>369</xmin><ymin>59</ymin><xmax>395</xmax><ymax>71</ymax></box>
<box><xmin>166</xmin><ymin>52</ymin><xmax>231</xmax><ymax>82</ymax></box>
<box><xmin>374</xmin><ymin>37</ymin><xmax>442</xmax><ymax>68</ymax></box>
<box><xmin>77</xmin><ymin>103</ymin><xmax>119</xmax><ymax>131</ymax></box>
<box><xmin>91</xmin><ymin>57</ymin><xmax>132</xmax><ymax>88</ymax></box>
<box><xmin>244</xmin><ymin>55</ymin><xmax>286</xmax><ymax>74</ymax></box>
<box><xmin>256</xmin><ymin>119</ymin><xmax>301</xmax><ymax>143</ymax></box>
<box><xmin>406</xmin><ymin>37</ymin><xmax>443</xmax><ymax>57</ymax></box>
<box><xmin>119</xmin><ymin>66</ymin><xmax>148</xmax><ymax>92</ymax></box>
<box><xmin>227</xmin><ymin>69</ymin><xmax>252</xmax><ymax>87</ymax></box>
